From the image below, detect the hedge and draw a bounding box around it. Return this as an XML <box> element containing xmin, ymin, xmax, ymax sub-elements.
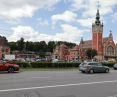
<box><xmin>30</xmin><ymin>62</ymin><xmax>81</xmax><ymax>68</ymax></box>
<box><xmin>100</xmin><ymin>62</ymin><xmax>116</xmax><ymax>67</ymax></box>
<box><xmin>9</xmin><ymin>62</ymin><xmax>117</xmax><ymax>68</ymax></box>
<box><xmin>9</xmin><ymin>62</ymin><xmax>30</xmax><ymax>68</ymax></box>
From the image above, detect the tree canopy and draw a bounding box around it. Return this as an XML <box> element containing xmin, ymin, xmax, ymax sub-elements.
<box><xmin>9</xmin><ymin>37</ymin><xmax>76</xmax><ymax>57</ymax></box>
<box><xmin>86</xmin><ymin>49</ymin><xmax>98</xmax><ymax>59</ymax></box>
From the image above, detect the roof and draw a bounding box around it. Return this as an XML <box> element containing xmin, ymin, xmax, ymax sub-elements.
<box><xmin>72</xmin><ymin>45</ymin><xmax>79</xmax><ymax>49</ymax></box>
<box><xmin>59</xmin><ymin>44</ymin><xmax>70</xmax><ymax>49</ymax></box>
<box><xmin>78</xmin><ymin>37</ymin><xmax>109</xmax><ymax>48</ymax></box>
<box><xmin>0</xmin><ymin>43</ymin><xmax>10</xmax><ymax>48</ymax></box>
<box><xmin>103</xmin><ymin>37</ymin><xmax>109</xmax><ymax>43</ymax></box>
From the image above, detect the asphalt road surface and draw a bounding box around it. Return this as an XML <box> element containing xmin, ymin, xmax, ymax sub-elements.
<box><xmin>0</xmin><ymin>70</ymin><xmax>117</xmax><ymax>97</ymax></box>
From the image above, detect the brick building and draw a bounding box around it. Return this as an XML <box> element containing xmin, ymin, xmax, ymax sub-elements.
<box><xmin>0</xmin><ymin>36</ymin><xmax>10</xmax><ymax>59</ymax></box>
<box><xmin>53</xmin><ymin>9</ymin><xmax>117</xmax><ymax>61</ymax></box>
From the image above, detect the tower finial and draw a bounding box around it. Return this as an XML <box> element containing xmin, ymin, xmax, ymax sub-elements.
<box><xmin>98</xmin><ymin>1</ymin><xmax>99</xmax><ymax>10</ymax></box>
<box><xmin>110</xmin><ymin>30</ymin><xmax>112</xmax><ymax>34</ymax></box>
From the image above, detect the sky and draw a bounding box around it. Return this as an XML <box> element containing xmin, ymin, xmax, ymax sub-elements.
<box><xmin>0</xmin><ymin>0</ymin><xmax>117</xmax><ymax>44</ymax></box>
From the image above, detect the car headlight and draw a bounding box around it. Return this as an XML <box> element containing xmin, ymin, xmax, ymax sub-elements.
<box><xmin>16</xmin><ymin>65</ymin><xmax>19</xmax><ymax>68</ymax></box>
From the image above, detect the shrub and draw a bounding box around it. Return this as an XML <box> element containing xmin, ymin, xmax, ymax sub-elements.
<box><xmin>30</xmin><ymin>62</ymin><xmax>82</xmax><ymax>68</ymax></box>
<box><xmin>16</xmin><ymin>62</ymin><xmax>30</xmax><ymax>68</ymax></box>
<box><xmin>100</xmin><ymin>62</ymin><xmax>115</xmax><ymax>67</ymax></box>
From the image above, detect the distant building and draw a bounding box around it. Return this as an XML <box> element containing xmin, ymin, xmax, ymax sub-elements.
<box><xmin>0</xmin><ymin>36</ymin><xmax>10</xmax><ymax>59</ymax></box>
<box><xmin>45</xmin><ymin>52</ymin><xmax>52</xmax><ymax>58</ymax></box>
<box><xmin>53</xmin><ymin>9</ymin><xmax>117</xmax><ymax>61</ymax></box>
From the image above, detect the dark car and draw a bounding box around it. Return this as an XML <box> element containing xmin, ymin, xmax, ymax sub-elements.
<box><xmin>10</xmin><ymin>59</ymin><xmax>21</xmax><ymax>64</ymax></box>
<box><xmin>3</xmin><ymin>59</ymin><xmax>10</xmax><ymax>63</ymax></box>
<box><xmin>113</xmin><ymin>64</ymin><xmax>117</xmax><ymax>70</ymax></box>
<box><xmin>79</xmin><ymin>62</ymin><xmax>109</xmax><ymax>73</ymax></box>
<box><xmin>0</xmin><ymin>61</ymin><xmax>19</xmax><ymax>73</ymax></box>
<box><xmin>36</xmin><ymin>59</ymin><xmax>47</xmax><ymax>62</ymax></box>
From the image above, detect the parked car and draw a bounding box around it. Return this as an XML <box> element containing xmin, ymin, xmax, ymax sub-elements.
<box><xmin>17</xmin><ymin>58</ymin><xmax>26</xmax><ymax>62</ymax></box>
<box><xmin>113</xmin><ymin>64</ymin><xmax>117</xmax><ymax>70</ymax></box>
<box><xmin>36</xmin><ymin>59</ymin><xmax>47</xmax><ymax>62</ymax></box>
<box><xmin>3</xmin><ymin>59</ymin><xmax>10</xmax><ymax>63</ymax></box>
<box><xmin>25</xmin><ymin>58</ymin><xmax>31</xmax><ymax>62</ymax></box>
<box><xmin>79</xmin><ymin>62</ymin><xmax>109</xmax><ymax>73</ymax></box>
<box><xmin>10</xmin><ymin>59</ymin><xmax>21</xmax><ymax>64</ymax></box>
<box><xmin>0</xmin><ymin>61</ymin><xmax>19</xmax><ymax>73</ymax></box>
<box><xmin>52</xmin><ymin>59</ymin><xmax>66</xmax><ymax>63</ymax></box>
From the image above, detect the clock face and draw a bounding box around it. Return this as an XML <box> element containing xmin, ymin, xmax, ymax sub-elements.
<box><xmin>99</xmin><ymin>26</ymin><xmax>101</xmax><ymax>30</ymax></box>
<box><xmin>94</xmin><ymin>26</ymin><xmax>97</xmax><ymax>31</ymax></box>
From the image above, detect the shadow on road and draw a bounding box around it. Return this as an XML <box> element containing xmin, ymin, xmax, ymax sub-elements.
<box><xmin>0</xmin><ymin>71</ymin><xmax>19</xmax><ymax>74</ymax></box>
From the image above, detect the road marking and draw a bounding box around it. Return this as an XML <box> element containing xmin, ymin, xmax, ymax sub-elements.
<box><xmin>0</xmin><ymin>80</ymin><xmax>117</xmax><ymax>92</ymax></box>
<box><xmin>27</xmin><ymin>77</ymin><xmax>51</xmax><ymax>79</ymax></box>
<box><xmin>83</xmin><ymin>74</ymin><xmax>98</xmax><ymax>76</ymax></box>
<box><xmin>108</xmin><ymin>95</ymin><xmax>117</xmax><ymax>97</ymax></box>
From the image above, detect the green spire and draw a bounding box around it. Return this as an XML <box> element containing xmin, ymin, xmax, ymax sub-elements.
<box><xmin>95</xmin><ymin>9</ymin><xmax>100</xmax><ymax>25</ymax></box>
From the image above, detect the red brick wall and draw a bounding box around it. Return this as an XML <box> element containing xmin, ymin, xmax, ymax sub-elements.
<box><xmin>98</xmin><ymin>33</ymin><xmax>102</xmax><ymax>55</ymax></box>
<box><xmin>104</xmin><ymin>39</ymin><xmax>116</xmax><ymax>55</ymax></box>
<box><xmin>93</xmin><ymin>33</ymin><xmax>97</xmax><ymax>50</ymax></box>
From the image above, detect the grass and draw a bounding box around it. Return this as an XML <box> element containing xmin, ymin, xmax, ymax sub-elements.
<box><xmin>20</xmin><ymin>67</ymin><xmax>79</xmax><ymax>70</ymax></box>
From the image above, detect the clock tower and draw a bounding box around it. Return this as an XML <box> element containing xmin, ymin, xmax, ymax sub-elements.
<box><xmin>92</xmin><ymin>9</ymin><xmax>103</xmax><ymax>55</ymax></box>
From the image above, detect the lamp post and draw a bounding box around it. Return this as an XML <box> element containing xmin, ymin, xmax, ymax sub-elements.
<box><xmin>102</xmin><ymin>45</ymin><xmax>104</xmax><ymax>60</ymax></box>
<box><xmin>27</xmin><ymin>47</ymin><xmax>29</xmax><ymax>58</ymax></box>
<box><xmin>81</xmin><ymin>37</ymin><xmax>84</xmax><ymax>61</ymax></box>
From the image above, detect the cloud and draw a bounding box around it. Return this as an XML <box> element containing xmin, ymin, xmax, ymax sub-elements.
<box><xmin>7</xmin><ymin>25</ymin><xmax>89</xmax><ymax>44</ymax></box>
<box><xmin>76</xmin><ymin>16</ymin><xmax>105</xmax><ymax>27</ymax></box>
<box><xmin>114</xmin><ymin>40</ymin><xmax>117</xmax><ymax>44</ymax></box>
<box><xmin>64</xmin><ymin>0</ymin><xmax>117</xmax><ymax>18</ymax></box>
<box><xmin>6</xmin><ymin>19</ymin><xmax>20</xmax><ymax>25</ymax></box>
<box><xmin>77</xmin><ymin>18</ymin><xmax>95</xmax><ymax>27</ymax></box>
<box><xmin>39</xmin><ymin>20</ymin><xmax>49</xmax><ymax>26</ymax></box>
<box><xmin>37</xmin><ymin>18</ymin><xmax>42</xmax><ymax>21</ymax></box>
<box><xmin>55</xmin><ymin>24</ymin><xmax>90</xmax><ymax>42</ymax></box>
<box><xmin>0</xmin><ymin>0</ymin><xmax>60</xmax><ymax>23</ymax></box>
<box><xmin>111</xmin><ymin>13</ymin><xmax>117</xmax><ymax>23</ymax></box>
<box><xmin>51</xmin><ymin>10</ymin><xmax>77</xmax><ymax>28</ymax></box>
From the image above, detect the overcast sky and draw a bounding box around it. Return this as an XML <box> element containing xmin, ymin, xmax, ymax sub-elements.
<box><xmin>0</xmin><ymin>0</ymin><xmax>117</xmax><ymax>44</ymax></box>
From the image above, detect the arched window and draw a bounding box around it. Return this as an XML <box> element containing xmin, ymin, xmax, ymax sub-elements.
<box><xmin>107</xmin><ymin>46</ymin><xmax>114</xmax><ymax>53</ymax></box>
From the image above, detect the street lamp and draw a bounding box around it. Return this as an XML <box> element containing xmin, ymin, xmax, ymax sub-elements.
<box><xmin>80</xmin><ymin>37</ymin><xmax>84</xmax><ymax>60</ymax></box>
<box><xmin>102</xmin><ymin>45</ymin><xmax>104</xmax><ymax>60</ymax></box>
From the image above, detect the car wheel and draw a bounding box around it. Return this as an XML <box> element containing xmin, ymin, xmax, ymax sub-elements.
<box><xmin>82</xmin><ymin>71</ymin><xmax>85</xmax><ymax>73</ymax></box>
<box><xmin>114</xmin><ymin>68</ymin><xmax>116</xmax><ymax>70</ymax></box>
<box><xmin>89</xmin><ymin>69</ymin><xmax>94</xmax><ymax>74</ymax></box>
<box><xmin>8</xmin><ymin>67</ymin><xmax>14</xmax><ymax>73</ymax></box>
<box><xmin>105</xmin><ymin>69</ymin><xmax>109</xmax><ymax>73</ymax></box>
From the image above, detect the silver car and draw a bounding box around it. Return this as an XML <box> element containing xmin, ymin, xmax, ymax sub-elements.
<box><xmin>79</xmin><ymin>62</ymin><xmax>109</xmax><ymax>74</ymax></box>
<box><xmin>113</xmin><ymin>64</ymin><xmax>117</xmax><ymax>70</ymax></box>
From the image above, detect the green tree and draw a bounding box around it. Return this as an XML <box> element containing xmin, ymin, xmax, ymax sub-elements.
<box><xmin>39</xmin><ymin>49</ymin><xmax>45</xmax><ymax>58</ymax></box>
<box><xmin>9</xmin><ymin>42</ymin><xmax>18</xmax><ymax>51</ymax></box>
<box><xmin>17</xmin><ymin>37</ymin><xmax>25</xmax><ymax>51</ymax></box>
<box><xmin>47</xmin><ymin>41</ymin><xmax>56</xmax><ymax>52</ymax></box>
<box><xmin>86</xmin><ymin>49</ymin><xmax>98</xmax><ymax>59</ymax></box>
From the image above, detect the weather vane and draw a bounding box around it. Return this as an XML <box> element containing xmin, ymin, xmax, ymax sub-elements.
<box><xmin>110</xmin><ymin>30</ymin><xmax>112</xmax><ymax>33</ymax></box>
<box><xmin>98</xmin><ymin>1</ymin><xmax>99</xmax><ymax>9</ymax></box>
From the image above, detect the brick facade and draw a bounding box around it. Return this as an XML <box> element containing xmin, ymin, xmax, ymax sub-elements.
<box><xmin>0</xmin><ymin>37</ymin><xmax>10</xmax><ymax>59</ymax></box>
<box><xmin>53</xmin><ymin>9</ymin><xmax>117</xmax><ymax>61</ymax></box>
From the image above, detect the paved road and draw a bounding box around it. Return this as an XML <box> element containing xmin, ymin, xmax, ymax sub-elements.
<box><xmin>0</xmin><ymin>70</ymin><xmax>117</xmax><ymax>97</ymax></box>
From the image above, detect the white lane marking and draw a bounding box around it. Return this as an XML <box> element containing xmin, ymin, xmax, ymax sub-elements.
<box><xmin>83</xmin><ymin>74</ymin><xmax>98</xmax><ymax>76</ymax></box>
<box><xmin>27</xmin><ymin>77</ymin><xmax>51</xmax><ymax>79</ymax></box>
<box><xmin>108</xmin><ymin>95</ymin><xmax>117</xmax><ymax>97</ymax></box>
<box><xmin>0</xmin><ymin>80</ymin><xmax>117</xmax><ymax>92</ymax></box>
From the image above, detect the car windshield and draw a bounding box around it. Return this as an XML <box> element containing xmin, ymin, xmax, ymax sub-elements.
<box><xmin>80</xmin><ymin>62</ymin><xmax>86</xmax><ymax>66</ymax></box>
